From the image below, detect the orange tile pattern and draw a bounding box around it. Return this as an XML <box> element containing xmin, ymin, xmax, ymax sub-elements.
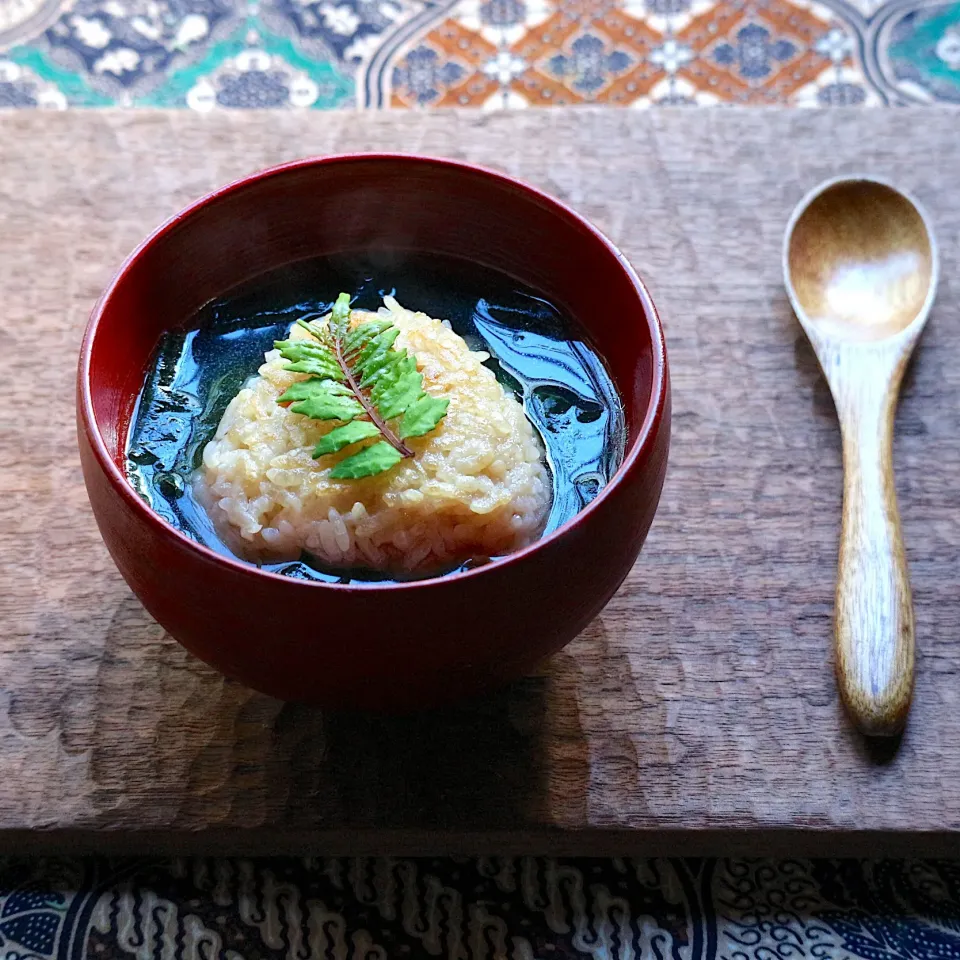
<box><xmin>675</xmin><ymin>0</ymin><xmax>836</xmax><ymax>102</ymax></box>
<box><xmin>389</xmin><ymin>0</ymin><xmax>875</xmax><ymax>107</ymax></box>
<box><xmin>511</xmin><ymin>1</ymin><xmax>663</xmax><ymax>105</ymax></box>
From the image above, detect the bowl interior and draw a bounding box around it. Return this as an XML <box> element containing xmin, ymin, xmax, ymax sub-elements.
<box><xmin>85</xmin><ymin>156</ymin><xmax>659</xmax><ymax>479</ymax></box>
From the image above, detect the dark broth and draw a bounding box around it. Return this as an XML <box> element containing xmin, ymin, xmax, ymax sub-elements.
<box><xmin>126</xmin><ymin>253</ymin><xmax>625</xmax><ymax>584</ymax></box>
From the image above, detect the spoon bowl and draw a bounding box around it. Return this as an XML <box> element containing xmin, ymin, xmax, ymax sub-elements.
<box><xmin>784</xmin><ymin>175</ymin><xmax>939</xmax><ymax>737</ymax></box>
<box><xmin>787</xmin><ymin>179</ymin><xmax>936</xmax><ymax>343</ymax></box>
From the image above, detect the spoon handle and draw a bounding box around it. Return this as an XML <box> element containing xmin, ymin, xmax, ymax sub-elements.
<box><xmin>835</xmin><ymin>367</ymin><xmax>915</xmax><ymax>737</ymax></box>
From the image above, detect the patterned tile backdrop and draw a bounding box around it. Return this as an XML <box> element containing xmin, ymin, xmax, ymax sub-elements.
<box><xmin>0</xmin><ymin>0</ymin><xmax>958</xmax><ymax>105</ymax></box>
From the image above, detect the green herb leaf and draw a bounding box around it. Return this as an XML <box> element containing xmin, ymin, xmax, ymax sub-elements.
<box><xmin>275</xmin><ymin>338</ymin><xmax>344</xmax><ymax>380</ymax></box>
<box><xmin>312</xmin><ymin>420</ymin><xmax>381</xmax><ymax>458</ymax></box>
<box><xmin>283</xmin><ymin>357</ymin><xmax>341</xmax><ymax>378</ymax></box>
<box><xmin>372</xmin><ymin>353</ymin><xmax>423</xmax><ymax>421</ymax></box>
<box><xmin>330</xmin><ymin>292</ymin><xmax>351</xmax><ymax>341</ymax></box>
<box><xmin>330</xmin><ymin>441</ymin><xmax>404</xmax><ymax>480</ymax></box>
<box><xmin>357</xmin><ymin>348</ymin><xmax>397</xmax><ymax>389</ymax></box>
<box><xmin>276</xmin><ymin>293</ymin><xmax>449</xmax><ymax>478</ymax></box>
<box><xmin>275</xmin><ymin>338</ymin><xmax>329</xmax><ymax>362</ymax></box>
<box><xmin>400</xmin><ymin>395</ymin><xmax>451</xmax><ymax>439</ymax></box>
<box><xmin>280</xmin><ymin>380</ymin><xmax>364</xmax><ymax>421</ymax></box>
<box><xmin>278</xmin><ymin>379</ymin><xmax>351</xmax><ymax>401</ymax></box>
<box><xmin>295</xmin><ymin>318</ymin><xmax>325</xmax><ymax>340</ymax></box>
<box><xmin>345</xmin><ymin>319</ymin><xmax>392</xmax><ymax>355</ymax></box>
<box><xmin>357</xmin><ymin>326</ymin><xmax>401</xmax><ymax>366</ymax></box>
<box><xmin>292</xmin><ymin>396</ymin><xmax>365</xmax><ymax>421</ymax></box>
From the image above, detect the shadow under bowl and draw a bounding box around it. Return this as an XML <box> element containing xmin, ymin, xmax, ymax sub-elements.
<box><xmin>77</xmin><ymin>154</ymin><xmax>670</xmax><ymax>711</ymax></box>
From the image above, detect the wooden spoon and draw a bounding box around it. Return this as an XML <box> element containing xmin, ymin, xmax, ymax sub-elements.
<box><xmin>783</xmin><ymin>176</ymin><xmax>939</xmax><ymax>737</ymax></box>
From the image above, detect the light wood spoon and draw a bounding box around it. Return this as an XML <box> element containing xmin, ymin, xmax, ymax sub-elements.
<box><xmin>783</xmin><ymin>176</ymin><xmax>939</xmax><ymax>737</ymax></box>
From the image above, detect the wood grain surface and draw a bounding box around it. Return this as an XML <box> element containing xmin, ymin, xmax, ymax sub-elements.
<box><xmin>1</xmin><ymin>108</ymin><xmax>959</xmax><ymax>855</ymax></box>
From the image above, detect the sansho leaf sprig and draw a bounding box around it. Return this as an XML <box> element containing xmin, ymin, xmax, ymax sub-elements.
<box><xmin>275</xmin><ymin>293</ymin><xmax>449</xmax><ymax>480</ymax></box>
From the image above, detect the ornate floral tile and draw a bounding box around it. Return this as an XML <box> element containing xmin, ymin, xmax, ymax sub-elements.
<box><xmin>0</xmin><ymin>0</ymin><xmax>957</xmax><ymax>104</ymax></box>
<box><xmin>386</xmin><ymin>0</ymin><xmax>887</xmax><ymax>107</ymax></box>
<box><xmin>879</xmin><ymin>0</ymin><xmax>960</xmax><ymax>100</ymax></box>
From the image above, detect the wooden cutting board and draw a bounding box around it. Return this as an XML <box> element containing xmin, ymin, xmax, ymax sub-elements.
<box><xmin>1</xmin><ymin>108</ymin><xmax>959</xmax><ymax>855</ymax></box>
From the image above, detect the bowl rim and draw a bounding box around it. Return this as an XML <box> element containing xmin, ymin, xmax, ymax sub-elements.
<box><xmin>79</xmin><ymin>152</ymin><xmax>668</xmax><ymax>592</ymax></box>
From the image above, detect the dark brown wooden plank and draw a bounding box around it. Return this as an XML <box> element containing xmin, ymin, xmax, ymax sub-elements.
<box><xmin>0</xmin><ymin>107</ymin><xmax>958</xmax><ymax>853</ymax></box>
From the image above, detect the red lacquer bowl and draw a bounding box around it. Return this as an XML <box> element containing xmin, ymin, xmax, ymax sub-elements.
<box><xmin>77</xmin><ymin>155</ymin><xmax>670</xmax><ymax>711</ymax></box>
